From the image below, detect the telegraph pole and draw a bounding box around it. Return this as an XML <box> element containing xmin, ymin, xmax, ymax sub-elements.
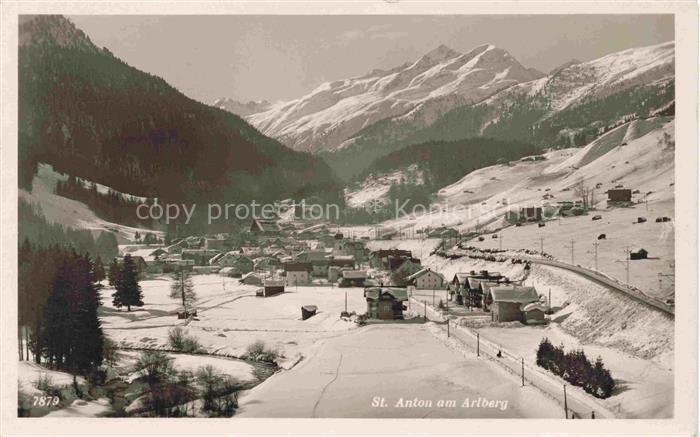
<box><xmin>563</xmin><ymin>384</ymin><xmax>568</xmax><ymax>419</ymax></box>
<box><xmin>593</xmin><ymin>241</ymin><xmax>599</xmax><ymax>271</ymax></box>
<box><xmin>570</xmin><ymin>239</ymin><xmax>575</xmax><ymax>264</ymax></box>
<box><xmin>540</xmin><ymin>236</ymin><xmax>544</xmax><ymax>254</ymax></box>
<box><xmin>476</xmin><ymin>332</ymin><xmax>480</xmax><ymax>357</ymax></box>
<box><xmin>625</xmin><ymin>246</ymin><xmax>630</xmax><ymax>285</ymax></box>
<box><xmin>521</xmin><ymin>358</ymin><xmax>525</xmax><ymax>387</ymax></box>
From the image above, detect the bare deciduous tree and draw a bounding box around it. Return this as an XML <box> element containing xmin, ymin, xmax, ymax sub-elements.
<box><xmin>573</xmin><ymin>179</ymin><xmax>593</xmax><ymax>211</ymax></box>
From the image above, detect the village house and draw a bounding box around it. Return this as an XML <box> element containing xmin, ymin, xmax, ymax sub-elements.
<box><xmin>249</xmin><ymin>218</ymin><xmax>281</xmax><ymax>236</ymax></box>
<box><xmin>284</xmin><ymin>262</ymin><xmax>312</xmax><ymax>285</ymax></box>
<box><xmin>239</xmin><ymin>272</ymin><xmax>264</xmax><ymax>286</ymax></box>
<box><xmin>209</xmin><ymin>252</ymin><xmax>253</xmax><ymax>276</ymax></box>
<box><xmin>506</xmin><ymin>206</ymin><xmax>543</xmax><ymax>223</ymax></box>
<box><xmin>487</xmin><ymin>285</ymin><xmax>540</xmax><ymax>322</ymax></box>
<box><xmin>607</xmin><ymin>188</ymin><xmax>632</xmax><ymax>203</ymax></box>
<box><xmin>181</xmin><ymin>249</ymin><xmax>221</xmax><ymax>266</ymax></box>
<box><xmin>204</xmin><ymin>238</ymin><xmax>231</xmax><ymax>251</ymax></box>
<box><xmin>338</xmin><ymin>270</ymin><xmax>369</xmax><ymax>287</ymax></box>
<box><xmin>333</xmin><ymin>239</ymin><xmax>367</xmax><ymax>262</ymax></box>
<box><xmin>183</xmin><ymin>236</ymin><xmax>205</xmax><ymax>248</ymax></box>
<box><xmin>364</xmin><ymin>287</ymin><xmax>408</xmax><ymax>320</ymax></box>
<box><xmin>521</xmin><ymin>302</ymin><xmax>548</xmax><ymax>324</ymax></box>
<box><xmin>258</xmin><ymin>279</ymin><xmax>285</xmax><ymax>297</ymax></box>
<box><xmin>391</xmin><ymin>257</ymin><xmax>423</xmax><ymax>277</ymax></box>
<box><xmin>407</xmin><ymin>268</ymin><xmax>444</xmax><ymax>290</ymax></box>
<box><xmin>164</xmin><ymin>241</ymin><xmax>187</xmax><ymax>255</ymax></box>
<box><xmin>193</xmin><ymin>265</ymin><xmax>220</xmax><ymax>275</ymax></box>
<box><xmin>253</xmin><ymin>256</ymin><xmax>282</xmax><ymax>272</ymax></box>
<box><xmin>369</xmin><ymin>249</ymin><xmax>412</xmax><ymax>269</ymax></box>
<box><xmin>330</xmin><ymin>255</ymin><xmax>356</xmax><ymax>269</ymax></box>
<box><xmin>327</xmin><ymin>266</ymin><xmax>346</xmax><ymax>283</ymax></box>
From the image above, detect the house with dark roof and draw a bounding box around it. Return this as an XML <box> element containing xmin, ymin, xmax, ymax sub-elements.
<box><xmin>369</xmin><ymin>249</ymin><xmax>412</xmax><ymax>269</ymax></box>
<box><xmin>338</xmin><ymin>270</ymin><xmax>369</xmax><ymax>287</ymax></box>
<box><xmin>364</xmin><ymin>287</ymin><xmax>408</xmax><ymax>320</ymax></box>
<box><xmin>258</xmin><ymin>279</ymin><xmax>285</xmax><ymax>297</ymax></box>
<box><xmin>284</xmin><ymin>262</ymin><xmax>312</xmax><ymax>285</ymax></box>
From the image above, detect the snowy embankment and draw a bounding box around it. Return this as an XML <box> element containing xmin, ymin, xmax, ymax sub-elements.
<box><xmin>18</xmin><ymin>361</ymin><xmax>108</xmax><ymax>417</ymax></box>
<box><xmin>362</xmin><ymin>237</ymin><xmax>673</xmax><ymax>418</ymax></box>
<box><xmin>19</xmin><ymin>163</ymin><xmax>163</xmax><ymax>243</ymax></box>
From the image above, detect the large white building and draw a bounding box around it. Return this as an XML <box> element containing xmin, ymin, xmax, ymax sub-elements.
<box><xmin>407</xmin><ymin>268</ymin><xmax>445</xmax><ymax>290</ymax></box>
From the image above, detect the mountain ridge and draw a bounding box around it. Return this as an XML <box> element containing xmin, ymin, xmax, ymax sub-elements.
<box><xmin>324</xmin><ymin>40</ymin><xmax>674</xmax><ymax>180</ymax></box>
<box><xmin>219</xmin><ymin>43</ymin><xmax>544</xmax><ymax>153</ymax></box>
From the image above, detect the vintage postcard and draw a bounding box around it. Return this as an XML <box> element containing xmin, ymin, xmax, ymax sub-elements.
<box><xmin>0</xmin><ymin>1</ymin><xmax>697</xmax><ymax>436</ymax></box>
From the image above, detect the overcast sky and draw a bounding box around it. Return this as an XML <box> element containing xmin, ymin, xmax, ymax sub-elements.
<box><xmin>69</xmin><ymin>15</ymin><xmax>673</xmax><ymax>104</ymax></box>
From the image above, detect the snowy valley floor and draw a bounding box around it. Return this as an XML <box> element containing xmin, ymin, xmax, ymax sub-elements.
<box><xmin>236</xmin><ymin>324</ymin><xmax>562</xmax><ymax>418</ymax></box>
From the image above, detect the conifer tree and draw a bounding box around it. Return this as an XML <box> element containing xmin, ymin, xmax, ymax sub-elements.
<box><xmin>112</xmin><ymin>254</ymin><xmax>144</xmax><ymax>311</ymax></box>
<box><xmin>93</xmin><ymin>255</ymin><xmax>106</xmax><ymax>282</ymax></box>
<box><xmin>170</xmin><ymin>270</ymin><xmax>196</xmax><ymax>313</ymax></box>
<box><xmin>108</xmin><ymin>258</ymin><xmax>120</xmax><ymax>286</ymax></box>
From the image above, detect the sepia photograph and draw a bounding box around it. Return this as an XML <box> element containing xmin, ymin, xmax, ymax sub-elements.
<box><xmin>0</xmin><ymin>2</ymin><xmax>697</xmax><ymax>436</ymax></box>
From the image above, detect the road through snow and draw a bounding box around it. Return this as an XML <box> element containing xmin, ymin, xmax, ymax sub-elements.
<box><xmin>236</xmin><ymin>324</ymin><xmax>563</xmax><ymax>418</ymax></box>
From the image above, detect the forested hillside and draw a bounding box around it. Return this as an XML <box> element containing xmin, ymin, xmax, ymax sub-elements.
<box><xmin>358</xmin><ymin>137</ymin><xmax>539</xmax><ymax>191</ymax></box>
<box><xmin>326</xmin><ymin>79</ymin><xmax>674</xmax><ymax>180</ymax></box>
<box><xmin>18</xmin><ymin>15</ymin><xmax>342</xmax><ymax>208</ymax></box>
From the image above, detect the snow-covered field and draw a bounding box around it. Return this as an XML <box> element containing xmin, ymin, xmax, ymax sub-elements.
<box><xmin>100</xmin><ymin>275</ymin><xmax>369</xmax><ymax>369</ymax></box>
<box><xmin>237</xmin><ymin>324</ymin><xmax>562</xmax><ymax>418</ymax></box>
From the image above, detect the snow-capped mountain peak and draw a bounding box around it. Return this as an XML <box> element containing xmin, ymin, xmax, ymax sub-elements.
<box><xmin>238</xmin><ymin>43</ymin><xmax>541</xmax><ymax>153</ymax></box>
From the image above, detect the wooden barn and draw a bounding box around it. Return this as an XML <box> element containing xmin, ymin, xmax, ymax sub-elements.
<box><xmin>364</xmin><ymin>287</ymin><xmax>408</xmax><ymax>320</ymax></box>
<box><xmin>630</xmin><ymin>248</ymin><xmax>649</xmax><ymax>260</ymax></box>
<box><xmin>607</xmin><ymin>188</ymin><xmax>632</xmax><ymax>203</ymax></box>
<box><xmin>258</xmin><ymin>279</ymin><xmax>285</xmax><ymax>297</ymax></box>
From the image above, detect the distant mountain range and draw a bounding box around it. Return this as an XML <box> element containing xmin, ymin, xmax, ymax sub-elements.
<box><xmin>212</xmin><ymin>98</ymin><xmax>272</xmax><ymax>117</ymax></box>
<box><xmin>18</xmin><ymin>15</ymin><xmax>342</xmax><ymax>211</ymax></box>
<box><xmin>218</xmin><ymin>41</ymin><xmax>674</xmax><ymax>181</ymax></box>
<box><xmin>230</xmin><ymin>44</ymin><xmax>544</xmax><ymax>154</ymax></box>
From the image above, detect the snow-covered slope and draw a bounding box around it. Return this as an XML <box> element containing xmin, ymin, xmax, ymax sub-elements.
<box><xmin>355</xmin><ymin>118</ymin><xmax>674</xmax><ymax>297</ymax></box>
<box><xmin>236</xmin><ymin>44</ymin><xmax>542</xmax><ymax>152</ymax></box>
<box><xmin>344</xmin><ymin>164</ymin><xmax>424</xmax><ymax>209</ymax></box>
<box><xmin>19</xmin><ymin>163</ymin><xmax>163</xmax><ymax>243</ymax></box>
<box><xmin>488</xmin><ymin>41</ymin><xmax>674</xmax><ymax>115</ymax></box>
